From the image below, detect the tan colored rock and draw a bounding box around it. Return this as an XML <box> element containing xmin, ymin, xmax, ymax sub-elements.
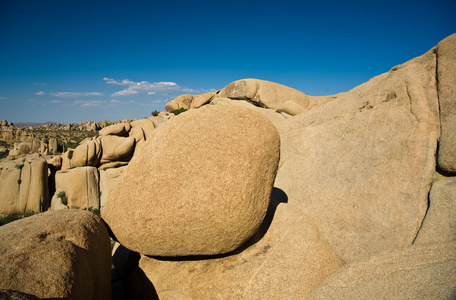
<box><xmin>414</xmin><ymin>178</ymin><xmax>456</xmax><ymax>244</ymax></box>
<box><xmin>55</xmin><ymin>166</ymin><xmax>100</xmax><ymax>210</ymax></box>
<box><xmin>100</xmin><ymin>135</ymin><xmax>135</xmax><ymax>164</ymax></box>
<box><xmin>128</xmin><ymin>126</ymin><xmax>145</xmax><ymax>143</ymax></box>
<box><xmin>150</xmin><ymin>116</ymin><xmax>169</xmax><ymax>127</ymax></box>
<box><xmin>217</xmin><ymin>78</ymin><xmax>309</xmax><ymax>110</ymax></box>
<box><xmin>99</xmin><ymin>166</ymin><xmax>126</xmax><ymax>211</ymax></box>
<box><xmin>99</xmin><ymin>122</ymin><xmax>131</xmax><ymax>136</ymax></box>
<box><xmin>139</xmin><ymin>201</ymin><xmax>340</xmax><ymax>299</ymax></box>
<box><xmin>0</xmin><ymin>209</ymin><xmax>111</xmax><ymax>299</ymax></box>
<box><xmin>48</xmin><ymin>138</ymin><xmax>59</xmax><ymax>154</ymax></box>
<box><xmin>436</xmin><ymin>33</ymin><xmax>456</xmax><ymax>134</ymax></box>
<box><xmin>274</xmin><ymin>44</ymin><xmax>439</xmax><ymax>263</ymax></box>
<box><xmin>98</xmin><ymin>161</ymin><xmax>128</xmax><ymax>170</ymax></box>
<box><xmin>307</xmin><ymin>242</ymin><xmax>456</xmax><ymax>300</ymax></box>
<box><xmin>189</xmin><ymin>90</ymin><xmax>217</xmax><ymax>108</ymax></box>
<box><xmin>437</xmin><ymin>124</ymin><xmax>456</xmax><ymax>173</ymax></box>
<box><xmin>280</xmin><ymin>100</ymin><xmax>305</xmax><ymax>116</ymax></box>
<box><xmin>165</xmin><ymin>94</ymin><xmax>193</xmax><ymax>111</ymax></box>
<box><xmin>49</xmin><ymin>192</ymin><xmax>69</xmax><ymax>210</ymax></box>
<box><xmin>39</xmin><ymin>138</ymin><xmax>48</xmax><ymax>154</ymax></box>
<box><xmin>130</xmin><ymin>119</ymin><xmax>155</xmax><ymax>141</ymax></box>
<box><xmin>103</xmin><ymin>105</ymin><xmax>280</xmax><ymax>256</ymax></box>
<box><xmin>210</xmin><ymin>98</ymin><xmax>288</xmax><ymax>128</ymax></box>
<box><xmin>47</xmin><ymin>155</ymin><xmax>62</xmax><ymax>170</ymax></box>
<box><xmin>62</xmin><ymin>138</ymin><xmax>101</xmax><ymax>170</ymax></box>
<box><xmin>0</xmin><ymin>155</ymin><xmax>49</xmax><ymax>215</ymax></box>
<box><xmin>17</xmin><ymin>142</ymin><xmax>32</xmax><ymax>155</ymax></box>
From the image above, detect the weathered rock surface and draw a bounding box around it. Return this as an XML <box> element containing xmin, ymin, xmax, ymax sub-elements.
<box><xmin>99</xmin><ymin>166</ymin><xmax>126</xmax><ymax>211</ymax></box>
<box><xmin>274</xmin><ymin>41</ymin><xmax>440</xmax><ymax>263</ymax></box>
<box><xmin>436</xmin><ymin>33</ymin><xmax>456</xmax><ymax>134</ymax></box>
<box><xmin>437</xmin><ymin>124</ymin><xmax>456</xmax><ymax>173</ymax></box>
<box><xmin>54</xmin><ymin>166</ymin><xmax>100</xmax><ymax>210</ymax></box>
<box><xmin>130</xmin><ymin>119</ymin><xmax>155</xmax><ymax>141</ymax></box>
<box><xmin>165</xmin><ymin>94</ymin><xmax>193</xmax><ymax>111</ymax></box>
<box><xmin>307</xmin><ymin>242</ymin><xmax>456</xmax><ymax>300</ymax></box>
<box><xmin>0</xmin><ymin>209</ymin><xmax>111</xmax><ymax>299</ymax></box>
<box><xmin>414</xmin><ymin>177</ymin><xmax>456</xmax><ymax>244</ymax></box>
<box><xmin>280</xmin><ymin>99</ymin><xmax>306</xmax><ymax>116</ymax></box>
<box><xmin>0</xmin><ymin>155</ymin><xmax>49</xmax><ymax>215</ymax></box>
<box><xmin>62</xmin><ymin>138</ymin><xmax>101</xmax><ymax>170</ymax></box>
<box><xmin>139</xmin><ymin>200</ymin><xmax>340</xmax><ymax>299</ymax></box>
<box><xmin>99</xmin><ymin>122</ymin><xmax>131</xmax><ymax>136</ymax></box>
<box><xmin>217</xmin><ymin>78</ymin><xmax>309</xmax><ymax>110</ymax></box>
<box><xmin>103</xmin><ymin>105</ymin><xmax>280</xmax><ymax>256</ymax></box>
<box><xmin>99</xmin><ymin>135</ymin><xmax>135</xmax><ymax>164</ymax></box>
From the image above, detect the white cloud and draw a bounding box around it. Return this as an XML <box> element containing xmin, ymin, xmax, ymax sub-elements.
<box><xmin>49</xmin><ymin>100</ymin><xmax>63</xmax><ymax>103</ymax></box>
<box><xmin>35</xmin><ymin>91</ymin><xmax>45</xmax><ymax>96</ymax></box>
<box><xmin>0</xmin><ymin>96</ymin><xmax>7</xmax><ymax>100</ymax></box>
<box><xmin>103</xmin><ymin>77</ymin><xmax>202</xmax><ymax>97</ymax></box>
<box><xmin>51</xmin><ymin>92</ymin><xmax>104</xmax><ymax>98</ymax></box>
<box><xmin>74</xmin><ymin>100</ymin><xmax>106</xmax><ymax>107</ymax></box>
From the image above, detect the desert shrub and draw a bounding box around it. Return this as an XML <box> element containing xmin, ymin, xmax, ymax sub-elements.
<box><xmin>56</xmin><ymin>191</ymin><xmax>68</xmax><ymax>205</ymax></box>
<box><xmin>15</xmin><ymin>163</ymin><xmax>24</xmax><ymax>170</ymax></box>
<box><xmin>151</xmin><ymin>110</ymin><xmax>160</xmax><ymax>117</ymax></box>
<box><xmin>0</xmin><ymin>212</ymin><xmax>37</xmax><ymax>226</ymax></box>
<box><xmin>0</xmin><ymin>149</ymin><xmax>8</xmax><ymax>159</ymax></box>
<box><xmin>83</xmin><ymin>206</ymin><xmax>100</xmax><ymax>216</ymax></box>
<box><xmin>173</xmin><ymin>107</ymin><xmax>187</xmax><ymax>115</ymax></box>
<box><xmin>67</xmin><ymin>150</ymin><xmax>74</xmax><ymax>160</ymax></box>
<box><xmin>17</xmin><ymin>179</ymin><xmax>22</xmax><ymax>184</ymax></box>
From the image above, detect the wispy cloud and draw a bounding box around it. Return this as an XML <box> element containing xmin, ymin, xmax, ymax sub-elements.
<box><xmin>0</xmin><ymin>97</ymin><xmax>7</xmax><ymax>100</ymax></box>
<box><xmin>34</xmin><ymin>82</ymin><xmax>46</xmax><ymax>86</ymax></box>
<box><xmin>74</xmin><ymin>100</ymin><xmax>106</xmax><ymax>107</ymax></box>
<box><xmin>35</xmin><ymin>91</ymin><xmax>46</xmax><ymax>96</ymax></box>
<box><xmin>51</xmin><ymin>92</ymin><xmax>104</xmax><ymax>98</ymax></box>
<box><xmin>103</xmin><ymin>77</ymin><xmax>201</xmax><ymax>97</ymax></box>
<box><xmin>49</xmin><ymin>100</ymin><xmax>63</xmax><ymax>103</ymax></box>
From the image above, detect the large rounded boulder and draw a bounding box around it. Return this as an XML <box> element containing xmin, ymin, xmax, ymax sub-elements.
<box><xmin>0</xmin><ymin>209</ymin><xmax>112</xmax><ymax>299</ymax></box>
<box><xmin>103</xmin><ymin>105</ymin><xmax>280</xmax><ymax>256</ymax></box>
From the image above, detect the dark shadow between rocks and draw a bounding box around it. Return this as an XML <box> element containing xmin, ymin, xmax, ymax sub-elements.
<box><xmin>111</xmin><ymin>244</ymin><xmax>158</xmax><ymax>300</ymax></box>
<box><xmin>151</xmin><ymin>187</ymin><xmax>288</xmax><ymax>262</ymax></box>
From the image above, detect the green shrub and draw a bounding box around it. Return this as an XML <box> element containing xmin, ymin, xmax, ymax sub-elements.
<box><xmin>56</xmin><ymin>191</ymin><xmax>68</xmax><ymax>205</ymax></box>
<box><xmin>173</xmin><ymin>107</ymin><xmax>187</xmax><ymax>115</ymax></box>
<box><xmin>0</xmin><ymin>212</ymin><xmax>38</xmax><ymax>226</ymax></box>
<box><xmin>15</xmin><ymin>163</ymin><xmax>24</xmax><ymax>170</ymax></box>
<box><xmin>151</xmin><ymin>110</ymin><xmax>160</xmax><ymax>117</ymax></box>
<box><xmin>0</xmin><ymin>150</ymin><xmax>8</xmax><ymax>159</ymax></box>
<box><xmin>17</xmin><ymin>179</ymin><xmax>21</xmax><ymax>184</ymax></box>
<box><xmin>67</xmin><ymin>150</ymin><xmax>74</xmax><ymax>160</ymax></box>
<box><xmin>83</xmin><ymin>206</ymin><xmax>100</xmax><ymax>216</ymax></box>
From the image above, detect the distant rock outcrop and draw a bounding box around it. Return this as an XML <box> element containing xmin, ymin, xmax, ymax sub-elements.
<box><xmin>0</xmin><ymin>154</ymin><xmax>49</xmax><ymax>215</ymax></box>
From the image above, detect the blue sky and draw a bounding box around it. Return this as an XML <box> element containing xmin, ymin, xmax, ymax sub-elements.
<box><xmin>0</xmin><ymin>0</ymin><xmax>455</xmax><ymax>124</ymax></box>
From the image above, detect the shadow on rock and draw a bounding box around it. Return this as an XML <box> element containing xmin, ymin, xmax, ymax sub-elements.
<box><xmin>111</xmin><ymin>244</ymin><xmax>158</xmax><ymax>300</ymax></box>
<box><xmin>151</xmin><ymin>187</ymin><xmax>288</xmax><ymax>261</ymax></box>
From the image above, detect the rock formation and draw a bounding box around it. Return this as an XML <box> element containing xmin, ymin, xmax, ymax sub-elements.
<box><xmin>0</xmin><ymin>154</ymin><xmax>49</xmax><ymax>215</ymax></box>
<box><xmin>0</xmin><ymin>209</ymin><xmax>111</xmax><ymax>299</ymax></box>
<box><xmin>306</xmin><ymin>242</ymin><xmax>456</xmax><ymax>300</ymax></box>
<box><xmin>0</xmin><ymin>33</ymin><xmax>455</xmax><ymax>299</ymax></box>
<box><xmin>103</xmin><ymin>105</ymin><xmax>281</xmax><ymax>256</ymax></box>
<box><xmin>54</xmin><ymin>166</ymin><xmax>100</xmax><ymax>210</ymax></box>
